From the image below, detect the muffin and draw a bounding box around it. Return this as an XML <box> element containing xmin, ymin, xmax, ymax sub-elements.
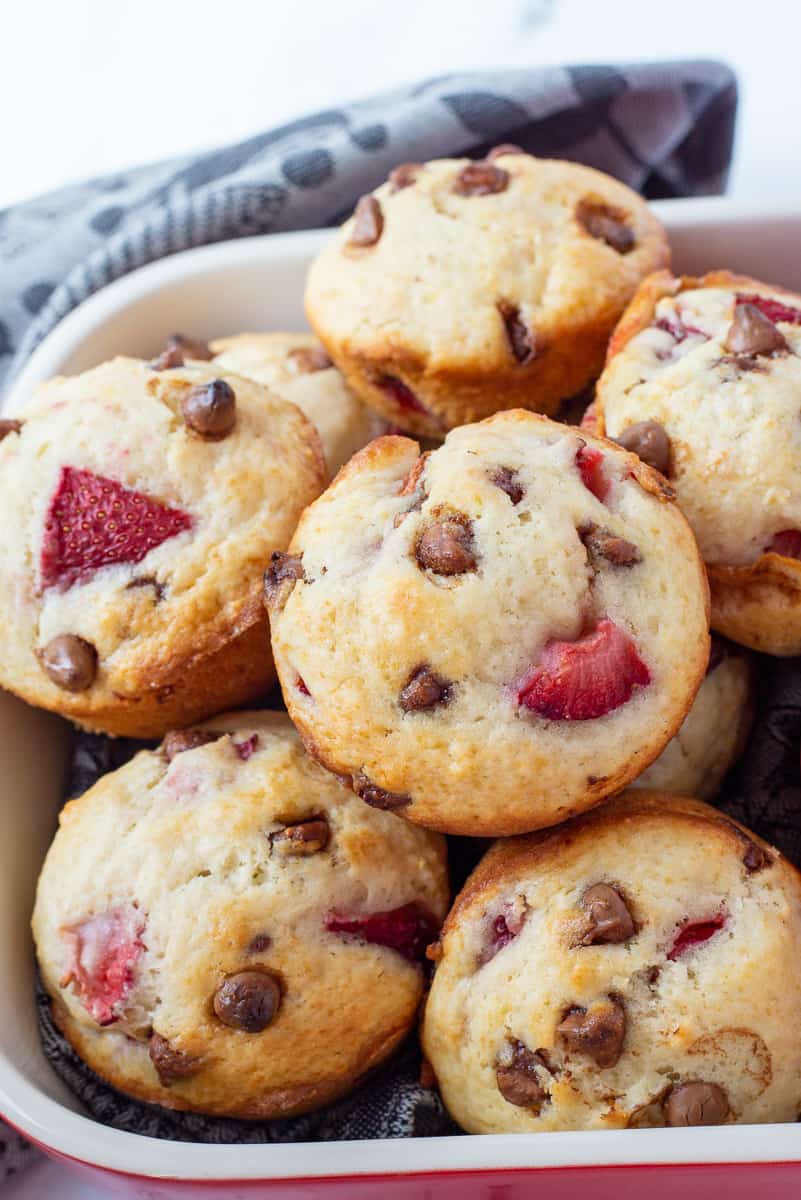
<box><xmin>268</xmin><ymin>410</ymin><xmax>710</xmax><ymax>836</ymax></box>
<box><xmin>422</xmin><ymin>791</ymin><xmax>801</xmax><ymax>1133</ymax></box>
<box><xmin>596</xmin><ymin>270</ymin><xmax>801</xmax><ymax>655</ymax></box>
<box><xmin>32</xmin><ymin>711</ymin><xmax>449</xmax><ymax>1119</ymax></box>
<box><xmin>200</xmin><ymin>331</ymin><xmax>386</xmax><ymax>477</ymax></box>
<box><xmin>631</xmin><ymin>636</ymin><xmax>754</xmax><ymax>800</ymax></box>
<box><xmin>0</xmin><ymin>356</ymin><xmax>324</xmax><ymax>736</ymax></box>
<box><xmin>305</xmin><ymin>151</ymin><xmax>669</xmax><ymax>437</ymax></box>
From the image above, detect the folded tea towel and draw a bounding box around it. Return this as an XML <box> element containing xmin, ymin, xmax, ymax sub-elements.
<box><xmin>0</xmin><ymin>59</ymin><xmax>738</xmax><ymax>1182</ymax></box>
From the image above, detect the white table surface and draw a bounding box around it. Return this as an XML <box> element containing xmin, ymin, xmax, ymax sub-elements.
<box><xmin>2</xmin><ymin>1</ymin><xmax>800</xmax><ymax>1195</ymax></box>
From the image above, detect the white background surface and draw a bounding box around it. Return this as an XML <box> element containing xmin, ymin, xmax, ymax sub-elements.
<box><xmin>1</xmin><ymin>2</ymin><xmax>798</xmax><ymax>1196</ymax></box>
<box><xmin>1</xmin><ymin>0</ymin><xmax>800</xmax><ymax>209</ymax></box>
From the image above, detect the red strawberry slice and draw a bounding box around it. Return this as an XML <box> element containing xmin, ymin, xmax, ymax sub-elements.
<box><xmin>478</xmin><ymin>901</ymin><xmax>528</xmax><ymax>966</ymax></box>
<box><xmin>737</xmin><ymin>293</ymin><xmax>801</xmax><ymax>326</ymax></box>
<box><xmin>233</xmin><ymin>734</ymin><xmax>259</xmax><ymax>761</ymax></box>
<box><xmin>518</xmin><ymin>618</ymin><xmax>650</xmax><ymax>721</ymax></box>
<box><xmin>378</xmin><ymin>375</ymin><xmax>430</xmax><ymax>417</ymax></box>
<box><xmin>768</xmin><ymin>530</ymin><xmax>801</xmax><ymax>560</ymax></box>
<box><xmin>324</xmin><ymin>901</ymin><xmax>439</xmax><ymax>963</ymax></box>
<box><xmin>40</xmin><ymin>467</ymin><xmax>193</xmax><ymax>590</ymax></box>
<box><xmin>653</xmin><ymin>314</ymin><xmax>707</xmax><ymax>343</ymax></box>
<box><xmin>668</xmin><ymin>914</ymin><xmax>725</xmax><ymax>961</ymax></box>
<box><xmin>60</xmin><ymin>907</ymin><xmax>145</xmax><ymax>1026</ymax></box>
<box><xmin>576</xmin><ymin>443</ymin><xmax>610</xmax><ymax>501</ymax></box>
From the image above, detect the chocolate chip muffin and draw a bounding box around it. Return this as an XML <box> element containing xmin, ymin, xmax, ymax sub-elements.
<box><xmin>268</xmin><ymin>411</ymin><xmax>710</xmax><ymax>836</ymax></box>
<box><xmin>32</xmin><ymin>711</ymin><xmax>448</xmax><ymax>1119</ymax></box>
<box><xmin>304</xmin><ymin>151</ymin><xmax>669</xmax><ymax>437</ymax></box>
<box><xmin>422</xmin><ymin>791</ymin><xmax>801</xmax><ymax>1133</ymax></box>
<box><xmin>631</xmin><ymin>636</ymin><xmax>754</xmax><ymax>800</ymax></box>
<box><xmin>0</xmin><ymin>356</ymin><xmax>324</xmax><ymax>736</ymax></box>
<box><xmin>201</xmin><ymin>331</ymin><xmax>386</xmax><ymax>477</ymax></box>
<box><xmin>596</xmin><ymin>270</ymin><xmax>801</xmax><ymax>655</ymax></box>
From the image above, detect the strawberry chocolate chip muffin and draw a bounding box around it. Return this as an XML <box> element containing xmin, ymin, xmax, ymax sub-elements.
<box><xmin>596</xmin><ymin>270</ymin><xmax>801</xmax><ymax>655</ymax></box>
<box><xmin>0</xmin><ymin>356</ymin><xmax>324</xmax><ymax>736</ymax></box>
<box><xmin>268</xmin><ymin>411</ymin><xmax>709</xmax><ymax>836</ymax></box>
<box><xmin>304</xmin><ymin>151</ymin><xmax>669</xmax><ymax>438</ymax></box>
<box><xmin>631</xmin><ymin>636</ymin><xmax>754</xmax><ymax>801</ymax></box>
<box><xmin>32</xmin><ymin>711</ymin><xmax>448</xmax><ymax>1118</ymax></box>
<box><xmin>422</xmin><ymin>792</ymin><xmax>801</xmax><ymax>1133</ymax></box>
<box><xmin>161</xmin><ymin>330</ymin><xmax>387</xmax><ymax>478</ymax></box>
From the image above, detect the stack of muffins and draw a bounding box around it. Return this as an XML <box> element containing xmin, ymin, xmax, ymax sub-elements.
<box><xmin>10</xmin><ymin>148</ymin><xmax>801</xmax><ymax>1134</ymax></box>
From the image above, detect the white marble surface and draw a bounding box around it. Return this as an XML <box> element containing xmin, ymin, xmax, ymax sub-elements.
<box><xmin>2</xmin><ymin>1</ymin><xmax>799</xmax><ymax>1195</ymax></box>
<box><xmin>1</xmin><ymin>0</ymin><xmax>800</xmax><ymax>209</ymax></box>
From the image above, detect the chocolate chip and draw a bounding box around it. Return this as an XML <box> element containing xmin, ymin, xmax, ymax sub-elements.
<box><xmin>171</xmin><ymin>333</ymin><xmax>213</xmax><ymax>361</ymax></box>
<box><xmin>263</xmin><ymin>551</ymin><xmax>306</xmax><ymax>613</ymax></box>
<box><xmin>213</xmin><ymin>970</ymin><xmax>282</xmax><ymax>1032</ymax></box>
<box><xmin>181</xmin><ymin>379</ymin><xmax>236</xmax><ymax>439</ymax></box>
<box><xmin>246</xmin><ymin>933</ymin><xmax>272</xmax><ymax>955</ymax></box>
<box><xmin>399</xmin><ymin>664</ymin><xmax>452</xmax><ymax>712</ymax></box>
<box><xmin>578</xmin><ymin>884</ymin><xmax>636</xmax><ymax>945</ymax></box>
<box><xmin>354</xmin><ymin>773</ymin><xmax>411</xmax><ymax>811</ymax></box>
<box><xmin>126</xmin><ymin>574</ymin><xmax>166</xmax><ymax>602</ymax></box>
<box><xmin>576</xmin><ymin>199</ymin><xmax>635</xmax><ymax>254</ymax></box>
<box><xmin>557</xmin><ymin>997</ymin><xmax>626</xmax><ymax>1068</ymax></box>
<box><xmin>388</xmin><ymin>163</ymin><xmax>420</xmax><ymax>191</ymax></box>
<box><xmin>664</xmin><ymin>1081</ymin><xmax>730</xmax><ymax>1127</ymax></box>
<box><xmin>416</xmin><ymin>515</ymin><xmax>477</xmax><ymax>576</ymax></box>
<box><xmin>495</xmin><ymin>1040</ymin><xmax>551</xmax><ymax>1111</ymax></box>
<box><xmin>614</xmin><ymin>419</ymin><xmax>671</xmax><ymax>476</ymax></box>
<box><xmin>150</xmin><ymin>344</ymin><xmax>185</xmax><ymax>371</ymax></box>
<box><xmin>162</xmin><ymin>729</ymin><xmax>223</xmax><ymax>762</ymax></box>
<box><xmin>453</xmin><ymin>162</ymin><xmax>509</xmax><ymax>196</ymax></box>
<box><xmin>271</xmin><ymin>817</ymin><xmax>330</xmax><ymax>856</ymax></box>
<box><xmin>725</xmin><ymin>302</ymin><xmax>788</xmax><ymax>357</ymax></box>
<box><xmin>40</xmin><ymin>634</ymin><xmax>97</xmax><ymax>692</ymax></box>
<box><xmin>490</xmin><ymin>466</ymin><xmax>525</xmax><ymax>505</ymax></box>
<box><xmin>487</xmin><ymin>143</ymin><xmax>524</xmax><ymax>160</ymax></box>
<box><xmin>148</xmin><ymin>1033</ymin><xmax>202</xmax><ymax>1086</ymax></box>
<box><xmin>348</xmin><ymin>195</ymin><xmax>384</xmax><ymax>247</ymax></box>
<box><xmin>288</xmin><ymin>345</ymin><xmax>332</xmax><ymax>374</ymax></box>
<box><xmin>743</xmin><ymin>840</ymin><xmax>770</xmax><ymax>873</ymax></box>
<box><xmin>0</xmin><ymin>418</ymin><xmax>23</xmax><ymax>442</ymax></box>
<box><xmin>497</xmin><ymin>301</ymin><xmax>536</xmax><ymax>364</ymax></box>
<box><xmin>579</xmin><ymin>523</ymin><xmax>642</xmax><ymax>568</ymax></box>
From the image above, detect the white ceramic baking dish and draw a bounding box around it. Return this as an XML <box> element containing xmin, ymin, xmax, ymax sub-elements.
<box><xmin>2</xmin><ymin>198</ymin><xmax>801</xmax><ymax>1198</ymax></box>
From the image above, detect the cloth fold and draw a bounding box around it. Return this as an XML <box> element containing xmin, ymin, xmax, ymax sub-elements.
<box><xmin>0</xmin><ymin>59</ymin><xmax>740</xmax><ymax>1181</ymax></box>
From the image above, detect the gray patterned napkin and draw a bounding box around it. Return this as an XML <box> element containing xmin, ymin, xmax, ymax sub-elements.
<box><xmin>1</xmin><ymin>60</ymin><xmax>738</xmax><ymax>1180</ymax></box>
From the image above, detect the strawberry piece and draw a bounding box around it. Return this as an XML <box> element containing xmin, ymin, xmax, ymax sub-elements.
<box><xmin>654</xmin><ymin>314</ymin><xmax>707</xmax><ymax>343</ymax></box>
<box><xmin>478</xmin><ymin>901</ymin><xmax>528</xmax><ymax>966</ymax></box>
<box><xmin>40</xmin><ymin>467</ymin><xmax>192</xmax><ymax>590</ymax></box>
<box><xmin>378</xmin><ymin>375</ymin><xmax>429</xmax><ymax>416</ymax></box>
<box><xmin>518</xmin><ymin>618</ymin><xmax>650</xmax><ymax>721</ymax></box>
<box><xmin>324</xmin><ymin>901</ymin><xmax>439</xmax><ymax>963</ymax></box>
<box><xmin>295</xmin><ymin>675</ymin><xmax>312</xmax><ymax>697</ymax></box>
<box><xmin>61</xmin><ymin>907</ymin><xmax>145</xmax><ymax>1026</ymax></box>
<box><xmin>768</xmin><ymin>530</ymin><xmax>801</xmax><ymax>560</ymax></box>
<box><xmin>736</xmin><ymin>293</ymin><xmax>801</xmax><ymax>326</ymax></box>
<box><xmin>576</xmin><ymin>444</ymin><xmax>610</xmax><ymax>501</ymax></box>
<box><xmin>668</xmin><ymin>914</ymin><xmax>725</xmax><ymax>961</ymax></box>
<box><xmin>233</xmin><ymin>734</ymin><xmax>259</xmax><ymax>761</ymax></box>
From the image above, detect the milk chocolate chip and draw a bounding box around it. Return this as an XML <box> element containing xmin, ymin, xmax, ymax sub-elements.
<box><xmin>557</xmin><ymin>996</ymin><xmax>626</xmax><ymax>1067</ymax></box>
<box><xmin>495</xmin><ymin>1040</ymin><xmax>550</xmax><ymax>1112</ymax></box>
<box><xmin>580</xmin><ymin>523</ymin><xmax>642</xmax><ymax>568</ymax></box>
<box><xmin>271</xmin><ymin>817</ymin><xmax>330</xmax><ymax>856</ymax></box>
<box><xmin>40</xmin><ymin>634</ymin><xmax>97</xmax><ymax>692</ymax></box>
<box><xmin>354</xmin><ymin>773</ymin><xmax>411</xmax><ymax>811</ymax></box>
<box><xmin>498</xmin><ymin>300</ymin><xmax>536</xmax><ymax>363</ymax></box>
<box><xmin>664</xmin><ymin>1081</ymin><xmax>730</xmax><ymax>1126</ymax></box>
<box><xmin>399</xmin><ymin>664</ymin><xmax>452</xmax><ymax>712</ymax></box>
<box><xmin>287</xmin><ymin>345</ymin><xmax>332</xmax><ymax>374</ymax></box>
<box><xmin>213</xmin><ymin>970</ymin><xmax>281</xmax><ymax>1032</ymax></box>
<box><xmin>576</xmin><ymin>199</ymin><xmax>635</xmax><ymax>254</ymax></box>
<box><xmin>263</xmin><ymin>551</ymin><xmax>306</xmax><ymax>612</ymax></box>
<box><xmin>614</xmin><ymin>419</ymin><xmax>671</xmax><ymax>476</ymax></box>
<box><xmin>490</xmin><ymin>466</ymin><xmax>525</xmax><ymax>505</ymax></box>
<box><xmin>149</xmin><ymin>1033</ymin><xmax>202</xmax><ymax>1086</ymax></box>
<box><xmin>162</xmin><ymin>729</ymin><xmax>223</xmax><ymax>762</ymax></box>
<box><xmin>725</xmin><ymin>303</ymin><xmax>788</xmax><ymax>357</ymax></box>
<box><xmin>0</xmin><ymin>418</ymin><xmax>23</xmax><ymax>442</ymax></box>
<box><xmin>348</xmin><ymin>196</ymin><xmax>384</xmax><ymax>247</ymax></box>
<box><xmin>181</xmin><ymin>379</ymin><xmax>236</xmax><ymax>439</ymax></box>
<box><xmin>578</xmin><ymin>883</ymin><xmax>636</xmax><ymax>945</ymax></box>
<box><xmin>454</xmin><ymin>162</ymin><xmax>509</xmax><ymax>196</ymax></box>
<box><xmin>416</xmin><ymin>515</ymin><xmax>477</xmax><ymax>576</ymax></box>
